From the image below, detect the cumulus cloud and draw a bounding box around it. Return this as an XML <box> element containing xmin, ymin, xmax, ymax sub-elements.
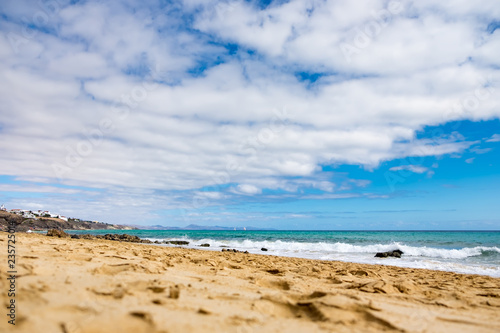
<box><xmin>233</xmin><ymin>184</ymin><xmax>262</xmax><ymax>195</ymax></box>
<box><xmin>0</xmin><ymin>0</ymin><xmax>499</xmax><ymax>224</ymax></box>
<box><xmin>486</xmin><ymin>134</ymin><xmax>500</xmax><ymax>142</ymax></box>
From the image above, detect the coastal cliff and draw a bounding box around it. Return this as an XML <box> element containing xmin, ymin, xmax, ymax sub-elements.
<box><xmin>0</xmin><ymin>211</ymin><xmax>135</xmax><ymax>232</ymax></box>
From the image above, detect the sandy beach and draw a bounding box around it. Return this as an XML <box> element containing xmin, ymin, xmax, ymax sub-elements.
<box><xmin>1</xmin><ymin>232</ymin><xmax>499</xmax><ymax>333</ymax></box>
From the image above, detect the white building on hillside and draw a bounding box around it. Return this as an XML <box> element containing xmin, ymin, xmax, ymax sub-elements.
<box><xmin>7</xmin><ymin>209</ymin><xmax>36</xmax><ymax>218</ymax></box>
<box><xmin>37</xmin><ymin>210</ymin><xmax>52</xmax><ymax>217</ymax></box>
<box><xmin>22</xmin><ymin>211</ymin><xmax>36</xmax><ymax>219</ymax></box>
<box><xmin>5</xmin><ymin>207</ymin><xmax>67</xmax><ymax>220</ymax></box>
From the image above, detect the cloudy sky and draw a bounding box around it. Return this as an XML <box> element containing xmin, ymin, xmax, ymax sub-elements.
<box><xmin>0</xmin><ymin>0</ymin><xmax>499</xmax><ymax>229</ymax></box>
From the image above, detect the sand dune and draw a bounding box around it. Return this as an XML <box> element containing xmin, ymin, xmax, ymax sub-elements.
<box><xmin>1</xmin><ymin>232</ymin><xmax>499</xmax><ymax>332</ymax></box>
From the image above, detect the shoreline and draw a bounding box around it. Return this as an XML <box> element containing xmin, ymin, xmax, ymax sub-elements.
<box><xmin>45</xmin><ymin>229</ymin><xmax>500</xmax><ymax>278</ymax></box>
<box><xmin>1</xmin><ymin>232</ymin><xmax>499</xmax><ymax>332</ymax></box>
<box><xmin>150</xmin><ymin>243</ymin><xmax>500</xmax><ymax>278</ymax></box>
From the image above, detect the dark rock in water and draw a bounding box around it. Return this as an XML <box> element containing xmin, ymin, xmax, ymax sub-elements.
<box><xmin>47</xmin><ymin>229</ymin><xmax>69</xmax><ymax>238</ymax></box>
<box><xmin>375</xmin><ymin>250</ymin><xmax>404</xmax><ymax>258</ymax></box>
<box><xmin>154</xmin><ymin>240</ymin><xmax>160</xmax><ymax>244</ymax></box>
<box><xmin>101</xmin><ymin>233</ymin><xmax>143</xmax><ymax>243</ymax></box>
<box><xmin>80</xmin><ymin>234</ymin><xmax>96</xmax><ymax>240</ymax></box>
<box><xmin>122</xmin><ymin>234</ymin><xmax>141</xmax><ymax>242</ymax></box>
<box><xmin>166</xmin><ymin>240</ymin><xmax>190</xmax><ymax>245</ymax></box>
<box><xmin>261</xmin><ymin>248</ymin><xmax>268</xmax><ymax>252</ymax></box>
<box><xmin>82</xmin><ymin>233</ymin><xmax>147</xmax><ymax>243</ymax></box>
<box><xmin>244</xmin><ymin>251</ymin><xmax>249</xmax><ymax>254</ymax></box>
<box><xmin>199</xmin><ymin>243</ymin><xmax>210</xmax><ymax>247</ymax></box>
<box><xmin>222</xmin><ymin>248</ymin><xmax>248</xmax><ymax>253</ymax></box>
<box><xmin>69</xmin><ymin>233</ymin><xmax>150</xmax><ymax>243</ymax></box>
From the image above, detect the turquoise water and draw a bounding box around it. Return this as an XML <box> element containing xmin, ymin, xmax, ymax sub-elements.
<box><xmin>66</xmin><ymin>230</ymin><xmax>500</xmax><ymax>277</ymax></box>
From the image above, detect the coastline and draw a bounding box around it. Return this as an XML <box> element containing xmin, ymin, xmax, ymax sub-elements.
<box><xmin>63</xmin><ymin>229</ymin><xmax>500</xmax><ymax>277</ymax></box>
<box><xmin>1</xmin><ymin>232</ymin><xmax>499</xmax><ymax>332</ymax></box>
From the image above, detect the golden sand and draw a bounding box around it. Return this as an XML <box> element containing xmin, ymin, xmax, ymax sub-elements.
<box><xmin>1</xmin><ymin>232</ymin><xmax>499</xmax><ymax>332</ymax></box>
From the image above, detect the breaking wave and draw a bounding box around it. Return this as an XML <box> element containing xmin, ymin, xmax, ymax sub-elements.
<box><xmin>154</xmin><ymin>237</ymin><xmax>500</xmax><ymax>260</ymax></box>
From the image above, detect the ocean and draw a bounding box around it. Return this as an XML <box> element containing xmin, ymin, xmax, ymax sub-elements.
<box><xmin>67</xmin><ymin>230</ymin><xmax>500</xmax><ymax>277</ymax></box>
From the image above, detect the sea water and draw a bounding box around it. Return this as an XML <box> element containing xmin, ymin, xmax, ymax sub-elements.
<box><xmin>67</xmin><ymin>230</ymin><xmax>500</xmax><ymax>277</ymax></box>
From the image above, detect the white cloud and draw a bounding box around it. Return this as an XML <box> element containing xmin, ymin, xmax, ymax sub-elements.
<box><xmin>0</xmin><ymin>184</ymin><xmax>91</xmax><ymax>195</ymax></box>
<box><xmin>465</xmin><ymin>158</ymin><xmax>475</xmax><ymax>164</ymax></box>
<box><xmin>48</xmin><ymin>52</ymin><xmax>109</xmax><ymax>78</ymax></box>
<box><xmin>470</xmin><ymin>147</ymin><xmax>492</xmax><ymax>154</ymax></box>
<box><xmin>486</xmin><ymin>134</ymin><xmax>500</xmax><ymax>142</ymax></box>
<box><xmin>0</xmin><ymin>0</ymin><xmax>499</xmax><ymax>224</ymax></box>
<box><xmin>389</xmin><ymin>165</ymin><xmax>429</xmax><ymax>174</ymax></box>
<box><xmin>233</xmin><ymin>184</ymin><xmax>262</xmax><ymax>195</ymax></box>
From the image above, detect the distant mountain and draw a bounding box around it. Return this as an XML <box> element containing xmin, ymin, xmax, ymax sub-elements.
<box><xmin>135</xmin><ymin>224</ymin><xmax>276</xmax><ymax>231</ymax></box>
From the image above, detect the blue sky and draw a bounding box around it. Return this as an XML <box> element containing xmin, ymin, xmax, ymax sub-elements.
<box><xmin>0</xmin><ymin>0</ymin><xmax>499</xmax><ymax>229</ymax></box>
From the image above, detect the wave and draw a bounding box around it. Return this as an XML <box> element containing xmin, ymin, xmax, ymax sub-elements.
<box><xmin>149</xmin><ymin>237</ymin><xmax>500</xmax><ymax>260</ymax></box>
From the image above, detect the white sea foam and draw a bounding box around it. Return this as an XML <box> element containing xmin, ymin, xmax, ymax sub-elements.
<box><xmin>155</xmin><ymin>237</ymin><xmax>500</xmax><ymax>258</ymax></box>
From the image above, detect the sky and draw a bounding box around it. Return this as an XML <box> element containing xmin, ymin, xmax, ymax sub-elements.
<box><xmin>0</xmin><ymin>0</ymin><xmax>499</xmax><ymax>230</ymax></box>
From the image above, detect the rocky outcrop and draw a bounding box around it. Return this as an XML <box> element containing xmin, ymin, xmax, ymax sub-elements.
<box><xmin>165</xmin><ymin>240</ymin><xmax>189</xmax><ymax>245</ymax></box>
<box><xmin>0</xmin><ymin>211</ymin><xmax>135</xmax><ymax>232</ymax></box>
<box><xmin>47</xmin><ymin>229</ymin><xmax>70</xmax><ymax>238</ymax></box>
<box><xmin>375</xmin><ymin>250</ymin><xmax>404</xmax><ymax>258</ymax></box>
<box><xmin>261</xmin><ymin>248</ymin><xmax>268</xmax><ymax>251</ymax></box>
<box><xmin>101</xmin><ymin>234</ymin><xmax>144</xmax><ymax>243</ymax></box>
<box><xmin>79</xmin><ymin>234</ymin><xmax>99</xmax><ymax>240</ymax></box>
<box><xmin>1</xmin><ymin>211</ymin><xmax>73</xmax><ymax>232</ymax></box>
<box><xmin>46</xmin><ymin>232</ymin><xmax>152</xmax><ymax>244</ymax></box>
<box><xmin>222</xmin><ymin>248</ymin><xmax>249</xmax><ymax>254</ymax></box>
<box><xmin>199</xmin><ymin>243</ymin><xmax>210</xmax><ymax>247</ymax></box>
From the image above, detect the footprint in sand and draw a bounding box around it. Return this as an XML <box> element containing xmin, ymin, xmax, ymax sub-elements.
<box><xmin>255</xmin><ymin>277</ymin><xmax>292</xmax><ymax>291</ymax></box>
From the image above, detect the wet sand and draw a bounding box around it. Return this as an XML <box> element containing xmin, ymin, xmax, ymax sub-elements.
<box><xmin>1</xmin><ymin>232</ymin><xmax>499</xmax><ymax>332</ymax></box>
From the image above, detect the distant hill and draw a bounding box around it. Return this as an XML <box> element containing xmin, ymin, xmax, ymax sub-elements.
<box><xmin>135</xmin><ymin>224</ymin><xmax>276</xmax><ymax>231</ymax></box>
<box><xmin>0</xmin><ymin>211</ymin><xmax>136</xmax><ymax>232</ymax></box>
